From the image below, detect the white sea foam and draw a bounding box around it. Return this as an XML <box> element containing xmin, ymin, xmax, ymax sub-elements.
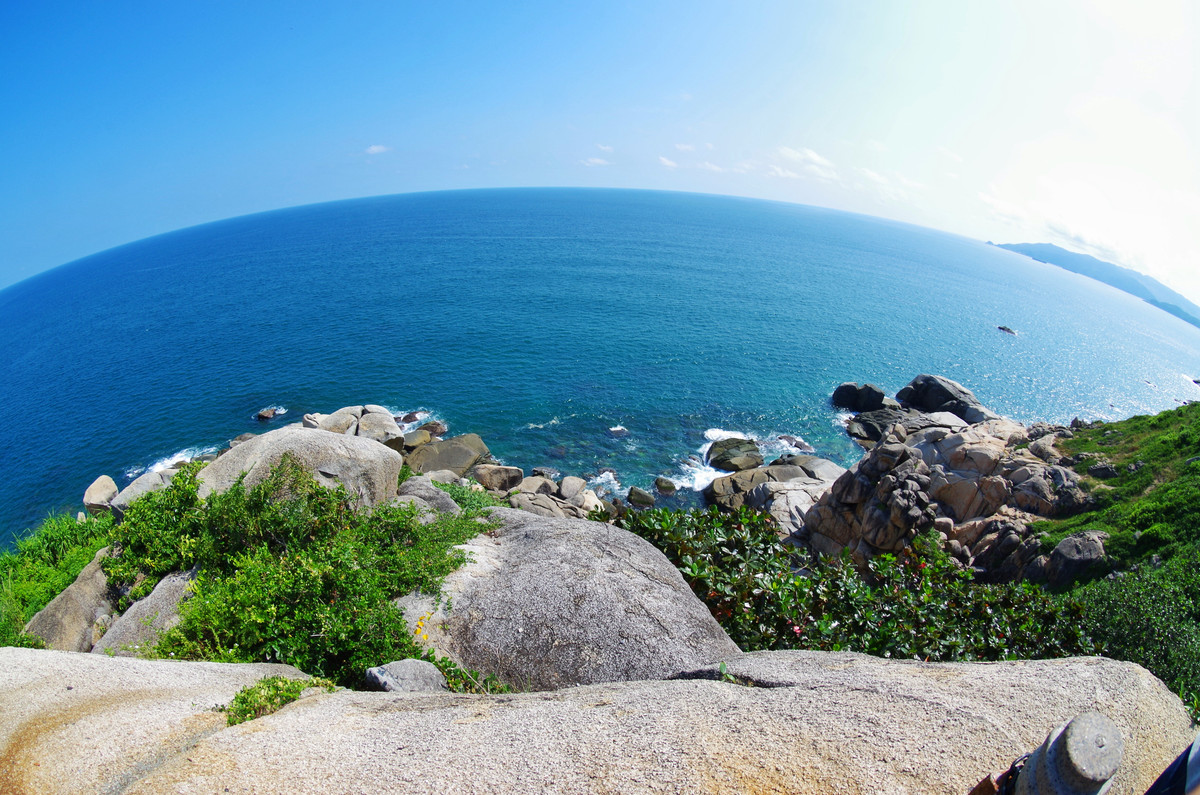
<box><xmin>673</xmin><ymin>427</ymin><xmax>820</xmax><ymax>492</ymax></box>
<box><xmin>524</xmin><ymin>417</ymin><xmax>562</xmax><ymax>430</ymax></box>
<box><xmin>586</xmin><ymin>470</ymin><xmax>622</xmax><ymax>499</ymax></box>
<box><xmin>123</xmin><ymin>444</ymin><xmax>222</xmax><ymax>481</ymax></box>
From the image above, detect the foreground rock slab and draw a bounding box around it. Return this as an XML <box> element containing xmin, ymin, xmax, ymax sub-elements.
<box><xmin>0</xmin><ymin>648</ymin><xmax>307</xmax><ymax>794</ymax></box>
<box><xmin>1</xmin><ymin>648</ymin><xmax>1188</xmax><ymax>794</ymax></box>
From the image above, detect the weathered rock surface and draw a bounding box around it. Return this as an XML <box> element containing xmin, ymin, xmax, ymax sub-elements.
<box><xmin>363</xmin><ymin>659</ymin><xmax>448</xmax><ymax>693</ymax></box>
<box><xmin>197</xmin><ymin>426</ymin><xmax>403</xmax><ymax>508</ymax></box>
<box><xmin>356</xmin><ymin>411</ymin><xmax>404</xmax><ymax>446</ymax></box>
<box><xmin>895</xmin><ymin>373</ymin><xmax>1001</xmax><ymax>424</ymax></box>
<box><xmin>23</xmin><ymin>548</ymin><xmax>112</xmax><ymax>652</ymax></box>
<box><xmin>1</xmin><ymin>647</ymin><xmax>1189</xmax><ymax>795</ymax></box>
<box><xmin>469</xmin><ymin>463</ymin><xmax>524</xmax><ymax>492</ymax></box>
<box><xmin>1047</xmin><ymin>530</ymin><xmax>1109</xmax><ymax>589</ymax></box>
<box><xmin>704</xmin><ymin>459</ymin><xmax>845</xmax><ymax>527</ymax></box>
<box><xmin>405</xmin><ymin>433</ymin><xmax>489</xmax><ymax>477</ymax></box>
<box><xmin>395</xmin><ymin>507</ymin><xmax>740</xmax><ymax>691</ymax></box>
<box><xmin>91</xmin><ymin>569</ymin><xmax>197</xmax><ymax>657</ymax></box>
<box><xmin>805</xmin><ymin>405</ymin><xmax>1095</xmax><ymax>579</ymax></box>
<box><xmin>706</xmin><ymin>437</ymin><xmax>763</xmax><ymax>472</ymax></box>
<box><xmin>82</xmin><ymin>475</ymin><xmax>118</xmax><ymax>516</ymax></box>
<box><xmin>395</xmin><ymin>475</ymin><xmax>461</xmax><ymax>516</ymax></box>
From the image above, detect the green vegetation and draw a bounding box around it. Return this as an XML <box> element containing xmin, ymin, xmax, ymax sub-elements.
<box><xmin>223</xmin><ymin>675</ymin><xmax>336</xmax><ymax>725</ymax></box>
<box><xmin>1032</xmin><ymin>401</ymin><xmax>1200</xmax><ymax>567</ymax></box>
<box><xmin>1073</xmin><ymin>548</ymin><xmax>1200</xmax><ymax>713</ymax></box>
<box><xmin>616</xmin><ymin>505</ymin><xmax>1097</xmax><ymax>661</ymax></box>
<box><xmin>98</xmin><ymin>456</ymin><xmax>504</xmax><ymax>691</ymax></box>
<box><xmin>0</xmin><ymin>512</ymin><xmax>112</xmax><ymax>648</ymax></box>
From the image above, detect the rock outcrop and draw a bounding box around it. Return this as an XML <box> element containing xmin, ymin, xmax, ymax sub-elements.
<box><xmin>23</xmin><ymin>548</ymin><xmax>112</xmax><ymax>652</ymax></box>
<box><xmin>198</xmin><ymin>425</ymin><xmax>403</xmax><ymax>508</ymax></box>
<box><xmin>404</xmin><ymin>433</ymin><xmax>490</xmax><ymax>477</ymax></box>
<box><xmin>0</xmin><ymin>647</ymin><xmax>1189</xmax><ymax>795</ymax></box>
<box><xmin>394</xmin><ymin>507</ymin><xmax>741</xmax><ymax>691</ymax></box>
<box><xmin>91</xmin><ymin>568</ymin><xmax>197</xmax><ymax>657</ymax></box>
<box><xmin>82</xmin><ymin>475</ymin><xmax>118</xmax><ymax>516</ymax></box>
<box><xmin>806</xmin><ymin>377</ymin><xmax>1096</xmax><ymax>581</ymax></box>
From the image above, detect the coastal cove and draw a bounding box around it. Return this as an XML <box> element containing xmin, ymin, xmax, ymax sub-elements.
<box><xmin>4</xmin><ymin>188</ymin><xmax>1200</xmax><ymax>549</ymax></box>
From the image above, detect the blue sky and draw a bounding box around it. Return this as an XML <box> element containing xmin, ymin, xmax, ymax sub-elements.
<box><xmin>3</xmin><ymin>1</ymin><xmax>1197</xmax><ymax>302</ymax></box>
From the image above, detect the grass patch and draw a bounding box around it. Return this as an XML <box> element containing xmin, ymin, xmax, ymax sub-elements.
<box><xmin>1031</xmin><ymin>401</ymin><xmax>1200</xmax><ymax>568</ymax></box>
<box><xmin>223</xmin><ymin>675</ymin><xmax>336</xmax><ymax>725</ymax></box>
<box><xmin>0</xmin><ymin>512</ymin><xmax>113</xmax><ymax>648</ymax></box>
<box><xmin>102</xmin><ymin>456</ymin><xmax>506</xmax><ymax>691</ymax></box>
<box><xmin>616</xmin><ymin>506</ymin><xmax>1097</xmax><ymax>662</ymax></box>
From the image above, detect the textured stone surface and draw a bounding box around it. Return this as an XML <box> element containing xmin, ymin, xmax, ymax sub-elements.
<box><xmin>197</xmin><ymin>426</ymin><xmax>403</xmax><ymax>508</ymax></box>
<box><xmin>396</xmin><ymin>476</ymin><xmax>461</xmax><ymax>516</ymax></box>
<box><xmin>92</xmin><ymin>569</ymin><xmax>197</xmax><ymax>657</ymax></box>
<box><xmin>82</xmin><ymin>475</ymin><xmax>118</xmax><ymax>516</ymax></box>
<box><xmin>1</xmin><ymin>648</ymin><xmax>1187</xmax><ymax>794</ymax></box>
<box><xmin>24</xmin><ymin>548</ymin><xmax>112</xmax><ymax>652</ymax></box>
<box><xmin>395</xmin><ymin>508</ymin><xmax>740</xmax><ymax>691</ymax></box>
<box><xmin>405</xmin><ymin>434</ymin><xmax>489</xmax><ymax>477</ymax></box>
<box><xmin>470</xmin><ymin>464</ymin><xmax>524</xmax><ymax>492</ymax></box>
<box><xmin>364</xmin><ymin>659</ymin><xmax>448</xmax><ymax>693</ymax></box>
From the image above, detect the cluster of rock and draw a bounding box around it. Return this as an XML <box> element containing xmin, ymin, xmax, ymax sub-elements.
<box><xmin>7</xmin><ymin>396</ymin><xmax>1197</xmax><ymax>792</ymax></box>
<box><xmin>803</xmin><ymin>375</ymin><xmax>1104</xmax><ymax>587</ymax></box>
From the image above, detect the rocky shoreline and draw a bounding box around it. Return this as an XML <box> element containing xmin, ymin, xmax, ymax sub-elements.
<box><xmin>79</xmin><ymin>373</ymin><xmax>1114</xmax><ymax>595</ymax></box>
<box><xmin>6</xmin><ymin>376</ymin><xmax>1195</xmax><ymax>794</ymax></box>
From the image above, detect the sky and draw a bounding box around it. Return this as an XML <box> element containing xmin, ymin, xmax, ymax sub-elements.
<box><xmin>2</xmin><ymin>1</ymin><xmax>1197</xmax><ymax>302</ymax></box>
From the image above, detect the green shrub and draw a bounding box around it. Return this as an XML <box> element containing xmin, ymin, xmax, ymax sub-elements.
<box><xmin>617</xmin><ymin>506</ymin><xmax>1097</xmax><ymax>662</ymax></box>
<box><xmin>104</xmin><ymin>455</ymin><xmax>503</xmax><ymax>690</ymax></box>
<box><xmin>1073</xmin><ymin>547</ymin><xmax>1200</xmax><ymax>712</ymax></box>
<box><xmin>223</xmin><ymin>675</ymin><xmax>335</xmax><ymax>725</ymax></box>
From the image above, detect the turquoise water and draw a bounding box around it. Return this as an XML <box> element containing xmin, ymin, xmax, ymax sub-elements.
<box><xmin>3</xmin><ymin>188</ymin><xmax>1200</xmax><ymax>549</ymax></box>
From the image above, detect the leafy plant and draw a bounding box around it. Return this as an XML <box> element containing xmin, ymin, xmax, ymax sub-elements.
<box><xmin>223</xmin><ymin>675</ymin><xmax>335</xmax><ymax>725</ymax></box>
<box><xmin>0</xmin><ymin>512</ymin><xmax>112</xmax><ymax>647</ymax></box>
<box><xmin>617</xmin><ymin>506</ymin><xmax>1097</xmax><ymax>662</ymax></box>
<box><xmin>104</xmin><ymin>455</ymin><xmax>501</xmax><ymax>689</ymax></box>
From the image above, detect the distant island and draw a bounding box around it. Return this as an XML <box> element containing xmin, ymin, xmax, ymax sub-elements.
<box><xmin>997</xmin><ymin>242</ymin><xmax>1200</xmax><ymax>331</ymax></box>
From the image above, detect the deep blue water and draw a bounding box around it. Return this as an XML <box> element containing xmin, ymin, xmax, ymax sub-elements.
<box><xmin>4</xmin><ymin>188</ymin><xmax>1200</xmax><ymax>550</ymax></box>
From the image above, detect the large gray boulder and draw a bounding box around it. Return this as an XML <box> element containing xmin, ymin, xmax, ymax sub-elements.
<box><xmin>1048</xmin><ymin>531</ymin><xmax>1109</xmax><ymax>589</ymax></box>
<box><xmin>197</xmin><ymin>426</ymin><xmax>403</xmax><ymax>508</ymax></box>
<box><xmin>364</xmin><ymin>659</ymin><xmax>448</xmax><ymax>693</ymax></box>
<box><xmin>82</xmin><ymin>475</ymin><xmax>118</xmax><ymax>516</ymax></box>
<box><xmin>405</xmin><ymin>434</ymin><xmax>489</xmax><ymax>477</ymax></box>
<box><xmin>91</xmin><ymin>569</ymin><xmax>197</xmax><ymax>657</ymax></box>
<box><xmin>395</xmin><ymin>507</ymin><xmax>740</xmax><ymax>691</ymax></box>
<box><xmin>356</xmin><ymin>411</ymin><xmax>404</xmax><ymax>446</ymax></box>
<box><xmin>2</xmin><ymin>647</ymin><xmax>1187</xmax><ymax>794</ymax></box>
<box><xmin>469</xmin><ymin>463</ymin><xmax>524</xmax><ymax>492</ymax></box>
<box><xmin>24</xmin><ymin>548</ymin><xmax>112</xmax><ymax>652</ymax></box>
<box><xmin>395</xmin><ymin>475</ymin><xmax>461</xmax><ymax>516</ymax></box>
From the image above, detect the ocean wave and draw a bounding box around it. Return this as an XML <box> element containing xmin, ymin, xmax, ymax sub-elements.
<box><xmin>673</xmin><ymin>427</ymin><xmax>820</xmax><ymax>492</ymax></box>
<box><xmin>123</xmin><ymin>444</ymin><xmax>222</xmax><ymax>481</ymax></box>
<box><xmin>586</xmin><ymin>470</ymin><xmax>622</xmax><ymax>499</ymax></box>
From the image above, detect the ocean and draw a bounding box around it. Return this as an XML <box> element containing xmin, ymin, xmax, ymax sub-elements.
<box><xmin>3</xmin><ymin>188</ymin><xmax>1200</xmax><ymax>550</ymax></box>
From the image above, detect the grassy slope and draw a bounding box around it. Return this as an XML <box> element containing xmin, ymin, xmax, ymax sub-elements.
<box><xmin>1031</xmin><ymin>400</ymin><xmax>1200</xmax><ymax>567</ymax></box>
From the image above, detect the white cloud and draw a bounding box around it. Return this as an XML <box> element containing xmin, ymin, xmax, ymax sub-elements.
<box><xmin>858</xmin><ymin>168</ymin><xmax>889</xmax><ymax>185</ymax></box>
<box><xmin>580</xmin><ymin>157</ymin><xmax>611</xmax><ymax>167</ymax></box>
<box><xmin>938</xmin><ymin>146</ymin><xmax>964</xmax><ymax>163</ymax></box>
<box><xmin>658</xmin><ymin>156</ymin><xmax>678</xmax><ymax>168</ymax></box>
<box><xmin>697</xmin><ymin>161</ymin><xmax>725</xmax><ymax>172</ymax></box>
<box><xmin>596</xmin><ymin>144</ymin><xmax>613</xmax><ymax>152</ymax></box>
<box><xmin>766</xmin><ymin>164</ymin><xmax>801</xmax><ymax>179</ymax></box>
<box><xmin>364</xmin><ymin>144</ymin><xmax>390</xmax><ymax>155</ymax></box>
<box><xmin>675</xmin><ymin>143</ymin><xmax>695</xmax><ymax>151</ymax></box>
<box><xmin>777</xmin><ymin>146</ymin><xmax>839</xmax><ymax>182</ymax></box>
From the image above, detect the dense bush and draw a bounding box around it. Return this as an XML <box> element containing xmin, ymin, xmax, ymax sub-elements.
<box><xmin>1073</xmin><ymin>547</ymin><xmax>1200</xmax><ymax>713</ymax></box>
<box><xmin>617</xmin><ymin>505</ymin><xmax>1097</xmax><ymax>661</ymax></box>
<box><xmin>103</xmin><ymin>456</ymin><xmax>504</xmax><ymax>690</ymax></box>
<box><xmin>0</xmin><ymin>512</ymin><xmax>112</xmax><ymax>647</ymax></box>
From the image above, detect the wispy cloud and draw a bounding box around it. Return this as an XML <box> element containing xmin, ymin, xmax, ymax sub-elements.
<box><xmin>766</xmin><ymin>164</ymin><xmax>801</xmax><ymax>179</ymax></box>
<box><xmin>938</xmin><ymin>146</ymin><xmax>964</xmax><ymax>163</ymax></box>
<box><xmin>658</xmin><ymin>156</ymin><xmax>678</xmax><ymax>168</ymax></box>
<box><xmin>581</xmin><ymin>157</ymin><xmax>611</xmax><ymax>167</ymax></box>
<box><xmin>858</xmin><ymin>167</ymin><xmax>889</xmax><ymax>185</ymax></box>
<box><xmin>777</xmin><ymin>146</ymin><xmax>839</xmax><ymax>181</ymax></box>
<box><xmin>364</xmin><ymin>144</ymin><xmax>390</xmax><ymax>155</ymax></box>
<box><xmin>675</xmin><ymin>143</ymin><xmax>695</xmax><ymax>152</ymax></box>
<box><xmin>697</xmin><ymin>161</ymin><xmax>725</xmax><ymax>172</ymax></box>
<box><xmin>596</xmin><ymin>144</ymin><xmax>614</xmax><ymax>152</ymax></box>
